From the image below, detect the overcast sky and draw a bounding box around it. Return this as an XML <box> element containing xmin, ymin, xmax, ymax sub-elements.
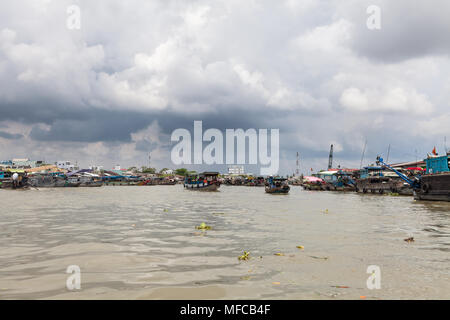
<box><xmin>1</xmin><ymin>0</ymin><xmax>449</xmax><ymax>174</ymax></box>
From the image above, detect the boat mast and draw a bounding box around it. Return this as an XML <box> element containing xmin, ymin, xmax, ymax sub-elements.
<box><xmin>444</xmin><ymin>136</ymin><xmax>448</xmax><ymax>154</ymax></box>
<box><xmin>360</xmin><ymin>140</ymin><xmax>367</xmax><ymax>169</ymax></box>
<box><xmin>386</xmin><ymin>144</ymin><xmax>391</xmax><ymax>163</ymax></box>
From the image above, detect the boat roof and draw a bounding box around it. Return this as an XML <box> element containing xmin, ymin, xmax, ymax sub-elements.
<box><xmin>269</xmin><ymin>176</ymin><xmax>287</xmax><ymax>180</ymax></box>
<box><xmin>186</xmin><ymin>171</ymin><xmax>219</xmax><ymax>177</ymax></box>
<box><xmin>317</xmin><ymin>170</ymin><xmax>338</xmax><ymax>175</ymax></box>
<box><xmin>200</xmin><ymin>172</ymin><xmax>219</xmax><ymax>176</ymax></box>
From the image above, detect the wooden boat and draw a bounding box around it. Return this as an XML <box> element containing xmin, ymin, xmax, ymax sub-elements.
<box><xmin>184</xmin><ymin>172</ymin><xmax>221</xmax><ymax>191</ymax></box>
<box><xmin>0</xmin><ymin>171</ymin><xmax>30</xmax><ymax>189</ymax></box>
<box><xmin>302</xmin><ymin>176</ymin><xmax>325</xmax><ymax>191</ymax></box>
<box><xmin>355</xmin><ymin>166</ymin><xmax>413</xmax><ymax>195</ymax></box>
<box><xmin>265</xmin><ymin>177</ymin><xmax>290</xmax><ymax>194</ymax></box>
<box><xmin>76</xmin><ymin>176</ymin><xmax>103</xmax><ymax>187</ymax></box>
<box><xmin>138</xmin><ymin>177</ymin><xmax>177</xmax><ymax>185</ymax></box>
<box><xmin>377</xmin><ymin>154</ymin><xmax>450</xmax><ymax>201</ymax></box>
<box><xmin>29</xmin><ymin>174</ymin><xmax>80</xmax><ymax>188</ymax></box>
<box><xmin>414</xmin><ymin>154</ymin><xmax>450</xmax><ymax>201</ymax></box>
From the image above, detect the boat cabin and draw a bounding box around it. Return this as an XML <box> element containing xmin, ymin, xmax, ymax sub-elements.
<box><xmin>185</xmin><ymin>172</ymin><xmax>219</xmax><ymax>184</ymax></box>
<box><xmin>425</xmin><ymin>154</ymin><xmax>450</xmax><ymax>174</ymax></box>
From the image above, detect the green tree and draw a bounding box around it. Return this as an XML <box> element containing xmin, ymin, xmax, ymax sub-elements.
<box><xmin>141</xmin><ymin>166</ymin><xmax>156</xmax><ymax>174</ymax></box>
<box><xmin>174</xmin><ymin>168</ymin><xmax>188</xmax><ymax>176</ymax></box>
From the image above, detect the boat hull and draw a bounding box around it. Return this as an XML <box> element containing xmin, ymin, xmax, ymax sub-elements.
<box><xmin>356</xmin><ymin>177</ymin><xmax>413</xmax><ymax>195</ymax></box>
<box><xmin>184</xmin><ymin>183</ymin><xmax>220</xmax><ymax>191</ymax></box>
<box><xmin>414</xmin><ymin>173</ymin><xmax>450</xmax><ymax>201</ymax></box>
<box><xmin>265</xmin><ymin>186</ymin><xmax>290</xmax><ymax>194</ymax></box>
<box><xmin>302</xmin><ymin>183</ymin><xmax>325</xmax><ymax>191</ymax></box>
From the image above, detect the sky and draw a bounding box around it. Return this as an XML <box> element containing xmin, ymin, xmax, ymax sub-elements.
<box><xmin>0</xmin><ymin>0</ymin><xmax>449</xmax><ymax>175</ymax></box>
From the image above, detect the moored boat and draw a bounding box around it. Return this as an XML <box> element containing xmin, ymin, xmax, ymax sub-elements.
<box><xmin>315</xmin><ymin>170</ymin><xmax>357</xmax><ymax>192</ymax></box>
<box><xmin>377</xmin><ymin>153</ymin><xmax>450</xmax><ymax>201</ymax></box>
<box><xmin>302</xmin><ymin>176</ymin><xmax>325</xmax><ymax>191</ymax></box>
<box><xmin>0</xmin><ymin>170</ymin><xmax>29</xmax><ymax>189</ymax></box>
<box><xmin>355</xmin><ymin>166</ymin><xmax>413</xmax><ymax>195</ymax></box>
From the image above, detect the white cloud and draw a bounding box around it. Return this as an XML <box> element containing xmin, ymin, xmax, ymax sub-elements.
<box><xmin>0</xmin><ymin>0</ymin><xmax>449</xmax><ymax>172</ymax></box>
<box><xmin>340</xmin><ymin>87</ymin><xmax>433</xmax><ymax>115</ymax></box>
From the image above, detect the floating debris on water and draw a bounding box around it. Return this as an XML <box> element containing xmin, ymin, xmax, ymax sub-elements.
<box><xmin>331</xmin><ymin>285</ymin><xmax>350</xmax><ymax>289</ymax></box>
<box><xmin>274</xmin><ymin>253</ymin><xmax>285</xmax><ymax>256</ymax></box>
<box><xmin>309</xmin><ymin>255</ymin><xmax>329</xmax><ymax>260</ymax></box>
<box><xmin>404</xmin><ymin>237</ymin><xmax>414</xmax><ymax>243</ymax></box>
<box><xmin>196</xmin><ymin>222</ymin><xmax>212</xmax><ymax>230</ymax></box>
<box><xmin>296</xmin><ymin>245</ymin><xmax>304</xmax><ymax>250</ymax></box>
<box><xmin>238</xmin><ymin>251</ymin><xmax>250</xmax><ymax>261</ymax></box>
<box><xmin>163</xmin><ymin>209</ymin><xmax>169</xmax><ymax>212</ymax></box>
<box><xmin>272</xmin><ymin>282</ymin><xmax>281</xmax><ymax>285</ymax></box>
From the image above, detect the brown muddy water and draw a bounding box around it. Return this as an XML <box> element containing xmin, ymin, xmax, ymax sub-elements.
<box><xmin>0</xmin><ymin>185</ymin><xmax>449</xmax><ymax>299</ymax></box>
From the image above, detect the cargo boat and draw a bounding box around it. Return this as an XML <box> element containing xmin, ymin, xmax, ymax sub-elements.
<box><xmin>355</xmin><ymin>166</ymin><xmax>413</xmax><ymax>195</ymax></box>
<box><xmin>377</xmin><ymin>154</ymin><xmax>450</xmax><ymax>201</ymax></box>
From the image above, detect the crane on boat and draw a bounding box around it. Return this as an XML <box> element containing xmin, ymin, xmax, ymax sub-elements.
<box><xmin>376</xmin><ymin>156</ymin><xmax>421</xmax><ymax>189</ymax></box>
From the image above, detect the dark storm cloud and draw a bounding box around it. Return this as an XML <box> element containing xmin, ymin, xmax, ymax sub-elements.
<box><xmin>28</xmin><ymin>109</ymin><xmax>154</xmax><ymax>142</ymax></box>
<box><xmin>0</xmin><ymin>131</ymin><xmax>23</xmax><ymax>140</ymax></box>
<box><xmin>1</xmin><ymin>101</ymin><xmax>85</xmax><ymax>125</ymax></box>
<box><xmin>0</xmin><ymin>0</ymin><xmax>449</xmax><ymax>173</ymax></box>
<box><xmin>135</xmin><ymin>139</ymin><xmax>158</xmax><ymax>152</ymax></box>
<box><xmin>348</xmin><ymin>0</ymin><xmax>450</xmax><ymax>62</ymax></box>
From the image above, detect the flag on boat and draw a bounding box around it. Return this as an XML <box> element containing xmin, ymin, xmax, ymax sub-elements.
<box><xmin>432</xmin><ymin>147</ymin><xmax>437</xmax><ymax>155</ymax></box>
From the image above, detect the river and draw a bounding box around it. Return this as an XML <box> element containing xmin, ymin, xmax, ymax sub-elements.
<box><xmin>0</xmin><ymin>185</ymin><xmax>449</xmax><ymax>299</ymax></box>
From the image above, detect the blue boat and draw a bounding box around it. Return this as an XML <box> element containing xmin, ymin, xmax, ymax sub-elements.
<box><xmin>265</xmin><ymin>177</ymin><xmax>290</xmax><ymax>194</ymax></box>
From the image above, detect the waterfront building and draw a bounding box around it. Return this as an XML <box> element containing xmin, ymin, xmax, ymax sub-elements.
<box><xmin>89</xmin><ymin>165</ymin><xmax>104</xmax><ymax>172</ymax></box>
<box><xmin>228</xmin><ymin>165</ymin><xmax>245</xmax><ymax>175</ymax></box>
<box><xmin>55</xmin><ymin>161</ymin><xmax>79</xmax><ymax>171</ymax></box>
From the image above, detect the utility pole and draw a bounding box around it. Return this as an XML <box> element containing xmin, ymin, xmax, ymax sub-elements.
<box><xmin>327</xmin><ymin>144</ymin><xmax>333</xmax><ymax>170</ymax></box>
<box><xmin>296</xmin><ymin>152</ymin><xmax>300</xmax><ymax>176</ymax></box>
